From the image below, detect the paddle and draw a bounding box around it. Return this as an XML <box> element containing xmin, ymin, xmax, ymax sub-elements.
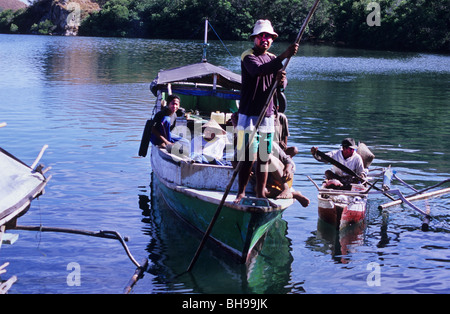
<box><xmin>314</xmin><ymin>149</ymin><xmax>396</xmax><ymax>201</ymax></box>
<box><xmin>138</xmin><ymin>119</ymin><xmax>154</xmax><ymax>157</ymax></box>
<box><xmin>186</xmin><ymin>0</ymin><xmax>322</xmax><ymax>272</ymax></box>
<box><xmin>315</xmin><ymin>149</ymin><xmax>361</xmax><ymax>179</ymax></box>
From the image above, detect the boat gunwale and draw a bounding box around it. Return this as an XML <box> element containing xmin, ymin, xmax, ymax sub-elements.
<box><xmin>152</xmin><ymin>164</ymin><xmax>291</xmax><ymax>214</ymax></box>
<box><xmin>153</xmin><ymin>170</ymin><xmax>286</xmax><ymax>263</ymax></box>
<box><xmin>0</xmin><ymin>179</ymin><xmax>47</xmax><ymax>227</ymax></box>
<box><xmin>156</xmin><ymin>145</ymin><xmax>233</xmax><ymax>171</ymax></box>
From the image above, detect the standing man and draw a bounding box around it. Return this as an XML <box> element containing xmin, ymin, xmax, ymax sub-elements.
<box><xmin>234</xmin><ymin>19</ymin><xmax>298</xmax><ymax>204</ymax></box>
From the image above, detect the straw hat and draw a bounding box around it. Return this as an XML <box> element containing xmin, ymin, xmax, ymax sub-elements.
<box><xmin>250</xmin><ymin>20</ymin><xmax>278</xmax><ymax>39</ymax></box>
<box><xmin>203</xmin><ymin>119</ymin><xmax>226</xmax><ymax>135</ymax></box>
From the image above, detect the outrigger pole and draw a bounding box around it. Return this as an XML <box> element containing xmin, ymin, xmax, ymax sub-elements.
<box><xmin>187</xmin><ymin>0</ymin><xmax>322</xmax><ymax>272</ymax></box>
<box><xmin>379</xmin><ymin>175</ymin><xmax>450</xmax><ymax>231</ymax></box>
<box><xmin>13</xmin><ymin>224</ymin><xmax>148</xmax><ymax>292</ymax></box>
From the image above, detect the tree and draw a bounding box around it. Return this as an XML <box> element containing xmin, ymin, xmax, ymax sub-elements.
<box><xmin>80</xmin><ymin>0</ymin><xmax>136</xmax><ymax>37</ymax></box>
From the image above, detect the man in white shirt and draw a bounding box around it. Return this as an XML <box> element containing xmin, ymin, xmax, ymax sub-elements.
<box><xmin>311</xmin><ymin>138</ymin><xmax>366</xmax><ymax>188</ymax></box>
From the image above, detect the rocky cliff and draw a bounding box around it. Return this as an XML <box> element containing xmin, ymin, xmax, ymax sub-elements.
<box><xmin>28</xmin><ymin>0</ymin><xmax>99</xmax><ymax>35</ymax></box>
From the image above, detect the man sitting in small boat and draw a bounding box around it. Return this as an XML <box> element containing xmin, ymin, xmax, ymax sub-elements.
<box><xmin>150</xmin><ymin>94</ymin><xmax>189</xmax><ymax>152</ymax></box>
<box><xmin>311</xmin><ymin>138</ymin><xmax>367</xmax><ymax>190</ymax></box>
<box><xmin>190</xmin><ymin>119</ymin><xmax>227</xmax><ymax>165</ymax></box>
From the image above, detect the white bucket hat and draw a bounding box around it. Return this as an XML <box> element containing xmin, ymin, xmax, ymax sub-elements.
<box><xmin>203</xmin><ymin>119</ymin><xmax>226</xmax><ymax>135</ymax></box>
<box><xmin>250</xmin><ymin>19</ymin><xmax>278</xmax><ymax>39</ymax></box>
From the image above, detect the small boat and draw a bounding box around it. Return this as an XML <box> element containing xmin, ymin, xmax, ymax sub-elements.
<box><xmin>309</xmin><ymin>144</ymin><xmax>450</xmax><ymax>231</ymax></box>
<box><xmin>308</xmin><ymin>144</ymin><xmax>375</xmax><ymax>229</ymax></box>
<box><xmin>139</xmin><ymin>21</ymin><xmax>294</xmax><ymax>264</ymax></box>
<box><xmin>0</xmin><ymin>144</ymin><xmax>50</xmax><ymax>229</ymax></box>
<box><xmin>317</xmin><ymin>184</ymin><xmax>369</xmax><ymax>229</ymax></box>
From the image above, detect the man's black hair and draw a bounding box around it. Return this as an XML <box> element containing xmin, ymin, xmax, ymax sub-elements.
<box><xmin>167</xmin><ymin>94</ymin><xmax>180</xmax><ymax>104</ymax></box>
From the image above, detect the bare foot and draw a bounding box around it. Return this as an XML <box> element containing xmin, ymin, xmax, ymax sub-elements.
<box><xmin>233</xmin><ymin>193</ymin><xmax>245</xmax><ymax>204</ymax></box>
<box><xmin>293</xmin><ymin>191</ymin><xmax>310</xmax><ymax>207</ymax></box>
<box><xmin>276</xmin><ymin>189</ymin><xmax>293</xmax><ymax>199</ymax></box>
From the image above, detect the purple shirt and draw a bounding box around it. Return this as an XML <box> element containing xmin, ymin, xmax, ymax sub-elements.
<box><xmin>239</xmin><ymin>48</ymin><xmax>284</xmax><ymax>117</ymax></box>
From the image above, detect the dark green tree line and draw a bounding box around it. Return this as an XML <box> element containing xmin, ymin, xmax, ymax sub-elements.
<box><xmin>1</xmin><ymin>0</ymin><xmax>449</xmax><ymax>52</ymax></box>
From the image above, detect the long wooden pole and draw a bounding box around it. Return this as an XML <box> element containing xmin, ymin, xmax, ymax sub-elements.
<box><xmin>187</xmin><ymin>0</ymin><xmax>321</xmax><ymax>272</ymax></box>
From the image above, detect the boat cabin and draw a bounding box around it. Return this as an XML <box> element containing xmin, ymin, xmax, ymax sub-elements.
<box><xmin>150</xmin><ymin>62</ymin><xmax>241</xmax><ymax>133</ymax></box>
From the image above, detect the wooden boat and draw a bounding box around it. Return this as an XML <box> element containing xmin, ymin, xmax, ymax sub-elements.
<box><xmin>150</xmin><ymin>145</ymin><xmax>293</xmax><ymax>263</ymax></box>
<box><xmin>139</xmin><ymin>25</ymin><xmax>294</xmax><ymax>263</ymax></box>
<box><xmin>308</xmin><ymin>145</ymin><xmax>376</xmax><ymax>229</ymax></box>
<box><xmin>0</xmin><ymin>145</ymin><xmax>50</xmax><ymax>229</ymax></box>
<box><xmin>310</xmin><ymin>145</ymin><xmax>450</xmax><ymax>231</ymax></box>
<box><xmin>317</xmin><ymin>184</ymin><xmax>369</xmax><ymax>229</ymax></box>
<box><xmin>140</xmin><ymin>181</ymin><xmax>293</xmax><ymax>292</ymax></box>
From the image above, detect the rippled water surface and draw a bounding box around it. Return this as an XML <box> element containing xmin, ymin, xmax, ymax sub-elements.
<box><xmin>1</xmin><ymin>34</ymin><xmax>449</xmax><ymax>294</ymax></box>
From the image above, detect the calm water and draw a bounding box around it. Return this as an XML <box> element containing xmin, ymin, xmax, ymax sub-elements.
<box><xmin>1</xmin><ymin>34</ymin><xmax>449</xmax><ymax>294</ymax></box>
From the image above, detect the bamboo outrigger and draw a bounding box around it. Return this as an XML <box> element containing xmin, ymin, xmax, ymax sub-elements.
<box><xmin>379</xmin><ymin>187</ymin><xmax>450</xmax><ymax>210</ymax></box>
<box><xmin>378</xmin><ymin>168</ymin><xmax>449</xmax><ymax>231</ymax></box>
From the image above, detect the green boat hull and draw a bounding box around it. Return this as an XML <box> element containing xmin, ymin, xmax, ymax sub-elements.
<box><xmin>155</xmin><ymin>174</ymin><xmax>285</xmax><ymax>263</ymax></box>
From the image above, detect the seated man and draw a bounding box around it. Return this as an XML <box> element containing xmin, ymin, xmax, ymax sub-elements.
<box><xmin>150</xmin><ymin>95</ymin><xmax>188</xmax><ymax>152</ymax></box>
<box><xmin>265</xmin><ymin>142</ymin><xmax>310</xmax><ymax>207</ymax></box>
<box><xmin>274</xmin><ymin>106</ymin><xmax>298</xmax><ymax>158</ymax></box>
<box><xmin>190</xmin><ymin>119</ymin><xmax>227</xmax><ymax>165</ymax></box>
<box><xmin>311</xmin><ymin>138</ymin><xmax>366</xmax><ymax>189</ymax></box>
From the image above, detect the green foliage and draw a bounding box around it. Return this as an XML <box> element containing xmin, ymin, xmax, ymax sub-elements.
<box><xmin>9</xmin><ymin>23</ymin><xmax>18</xmax><ymax>33</ymax></box>
<box><xmin>31</xmin><ymin>19</ymin><xmax>56</xmax><ymax>35</ymax></box>
<box><xmin>80</xmin><ymin>0</ymin><xmax>449</xmax><ymax>52</ymax></box>
<box><xmin>0</xmin><ymin>9</ymin><xmax>24</xmax><ymax>33</ymax></box>
<box><xmin>1</xmin><ymin>0</ymin><xmax>449</xmax><ymax>52</ymax></box>
<box><xmin>79</xmin><ymin>0</ymin><xmax>137</xmax><ymax>37</ymax></box>
<box><xmin>329</xmin><ymin>0</ymin><xmax>450</xmax><ymax>52</ymax></box>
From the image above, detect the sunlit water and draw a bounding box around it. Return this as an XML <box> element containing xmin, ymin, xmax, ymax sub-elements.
<box><xmin>0</xmin><ymin>34</ymin><xmax>449</xmax><ymax>294</ymax></box>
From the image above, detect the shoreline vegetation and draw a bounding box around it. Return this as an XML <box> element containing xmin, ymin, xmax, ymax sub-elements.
<box><xmin>0</xmin><ymin>0</ymin><xmax>449</xmax><ymax>53</ymax></box>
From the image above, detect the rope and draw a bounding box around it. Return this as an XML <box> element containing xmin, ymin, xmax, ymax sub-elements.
<box><xmin>207</xmin><ymin>21</ymin><xmax>233</xmax><ymax>58</ymax></box>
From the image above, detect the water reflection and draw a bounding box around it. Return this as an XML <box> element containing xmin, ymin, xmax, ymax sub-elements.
<box><xmin>306</xmin><ymin>216</ymin><xmax>366</xmax><ymax>264</ymax></box>
<box><xmin>138</xmin><ymin>174</ymin><xmax>294</xmax><ymax>294</ymax></box>
<box><xmin>36</xmin><ymin>36</ymin><xmax>216</xmax><ymax>85</ymax></box>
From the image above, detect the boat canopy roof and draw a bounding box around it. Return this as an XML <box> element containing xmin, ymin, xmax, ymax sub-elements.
<box><xmin>151</xmin><ymin>62</ymin><xmax>241</xmax><ymax>99</ymax></box>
